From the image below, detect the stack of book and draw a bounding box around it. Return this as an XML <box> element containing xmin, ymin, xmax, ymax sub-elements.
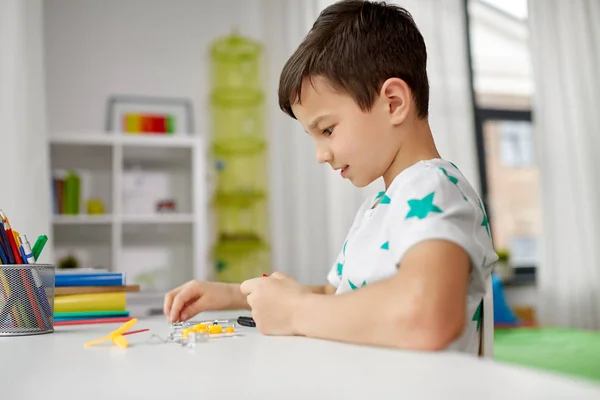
<box><xmin>53</xmin><ymin>270</ymin><xmax>140</xmax><ymax>325</ymax></box>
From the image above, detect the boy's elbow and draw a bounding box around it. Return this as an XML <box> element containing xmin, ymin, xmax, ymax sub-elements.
<box><xmin>389</xmin><ymin>303</ymin><xmax>465</xmax><ymax>351</ymax></box>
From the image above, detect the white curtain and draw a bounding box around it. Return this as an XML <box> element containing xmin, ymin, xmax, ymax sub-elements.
<box><xmin>528</xmin><ymin>0</ymin><xmax>600</xmax><ymax>329</ymax></box>
<box><xmin>262</xmin><ymin>0</ymin><xmax>478</xmax><ymax>285</ymax></box>
<box><xmin>0</xmin><ymin>0</ymin><xmax>53</xmax><ymax>263</ymax></box>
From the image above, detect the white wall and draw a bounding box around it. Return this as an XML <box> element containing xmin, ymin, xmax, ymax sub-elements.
<box><xmin>44</xmin><ymin>0</ymin><xmax>264</xmax><ymax>134</ymax></box>
<box><xmin>0</xmin><ymin>0</ymin><xmax>53</xmax><ymax>263</ymax></box>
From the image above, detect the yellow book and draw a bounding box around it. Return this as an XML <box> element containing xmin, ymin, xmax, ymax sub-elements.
<box><xmin>54</xmin><ymin>292</ymin><xmax>126</xmax><ymax>313</ymax></box>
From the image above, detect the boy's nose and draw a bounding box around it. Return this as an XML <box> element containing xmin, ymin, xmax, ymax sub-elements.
<box><xmin>316</xmin><ymin>148</ymin><xmax>333</xmax><ymax>164</ymax></box>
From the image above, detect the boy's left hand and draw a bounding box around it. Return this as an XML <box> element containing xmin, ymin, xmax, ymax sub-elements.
<box><xmin>240</xmin><ymin>272</ymin><xmax>310</xmax><ymax>336</ymax></box>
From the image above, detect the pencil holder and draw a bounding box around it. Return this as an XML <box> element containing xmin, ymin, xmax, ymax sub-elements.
<box><xmin>0</xmin><ymin>264</ymin><xmax>55</xmax><ymax>336</ymax></box>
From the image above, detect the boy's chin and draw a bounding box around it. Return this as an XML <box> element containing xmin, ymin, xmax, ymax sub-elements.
<box><xmin>347</xmin><ymin>175</ymin><xmax>375</xmax><ymax>188</ymax></box>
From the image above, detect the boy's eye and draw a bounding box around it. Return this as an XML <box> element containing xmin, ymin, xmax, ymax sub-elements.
<box><xmin>322</xmin><ymin>127</ymin><xmax>334</xmax><ymax>136</ymax></box>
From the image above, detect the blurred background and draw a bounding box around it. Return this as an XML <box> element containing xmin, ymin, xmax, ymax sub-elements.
<box><xmin>1</xmin><ymin>0</ymin><xmax>599</xmax><ymax>381</ymax></box>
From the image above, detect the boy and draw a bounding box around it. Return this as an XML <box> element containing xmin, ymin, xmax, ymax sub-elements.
<box><xmin>164</xmin><ymin>0</ymin><xmax>497</xmax><ymax>354</ymax></box>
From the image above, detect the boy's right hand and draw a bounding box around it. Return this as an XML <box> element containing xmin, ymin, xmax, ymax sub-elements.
<box><xmin>163</xmin><ymin>280</ymin><xmax>247</xmax><ymax>323</ymax></box>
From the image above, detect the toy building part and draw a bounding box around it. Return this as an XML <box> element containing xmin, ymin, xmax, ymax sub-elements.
<box><xmin>84</xmin><ymin>318</ymin><xmax>142</xmax><ymax>349</ymax></box>
<box><xmin>148</xmin><ymin>319</ymin><xmax>244</xmax><ymax>347</ymax></box>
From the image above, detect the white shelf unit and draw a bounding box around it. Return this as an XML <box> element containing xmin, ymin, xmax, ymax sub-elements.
<box><xmin>48</xmin><ymin>132</ymin><xmax>210</xmax><ymax>293</ymax></box>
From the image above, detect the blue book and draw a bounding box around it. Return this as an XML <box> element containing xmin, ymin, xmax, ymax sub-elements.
<box><xmin>55</xmin><ymin>273</ymin><xmax>126</xmax><ymax>287</ymax></box>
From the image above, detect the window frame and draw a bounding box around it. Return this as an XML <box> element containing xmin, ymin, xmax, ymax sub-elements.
<box><xmin>463</xmin><ymin>0</ymin><xmax>536</xmax><ymax>284</ymax></box>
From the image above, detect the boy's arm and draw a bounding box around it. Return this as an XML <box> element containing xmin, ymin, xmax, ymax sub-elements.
<box><xmin>292</xmin><ymin>239</ymin><xmax>470</xmax><ymax>351</ymax></box>
<box><xmin>307</xmin><ymin>284</ymin><xmax>337</xmax><ymax>295</ymax></box>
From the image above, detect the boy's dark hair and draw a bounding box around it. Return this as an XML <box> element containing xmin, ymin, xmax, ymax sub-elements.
<box><xmin>278</xmin><ymin>0</ymin><xmax>429</xmax><ymax>120</ymax></box>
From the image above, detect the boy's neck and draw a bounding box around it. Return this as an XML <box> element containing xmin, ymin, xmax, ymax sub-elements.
<box><xmin>382</xmin><ymin>118</ymin><xmax>440</xmax><ymax>189</ymax></box>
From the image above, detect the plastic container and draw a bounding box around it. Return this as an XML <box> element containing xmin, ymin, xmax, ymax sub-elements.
<box><xmin>0</xmin><ymin>264</ymin><xmax>55</xmax><ymax>336</ymax></box>
<box><xmin>212</xmin><ymin>139</ymin><xmax>267</xmax><ymax>194</ymax></box>
<box><xmin>213</xmin><ymin>240</ymin><xmax>269</xmax><ymax>283</ymax></box>
<box><xmin>210</xmin><ymin>89</ymin><xmax>264</xmax><ymax>144</ymax></box>
<box><xmin>210</xmin><ymin>33</ymin><xmax>262</xmax><ymax>90</ymax></box>
<box><xmin>214</xmin><ymin>192</ymin><xmax>268</xmax><ymax>242</ymax></box>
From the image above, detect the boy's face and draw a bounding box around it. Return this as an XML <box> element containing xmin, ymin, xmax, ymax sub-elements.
<box><xmin>291</xmin><ymin>76</ymin><xmax>401</xmax><ymax>188</ymax></box>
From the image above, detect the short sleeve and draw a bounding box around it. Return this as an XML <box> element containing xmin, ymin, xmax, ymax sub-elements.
<box><xmin>326</xmin><ymin>194</ymin><xmax>375</xmax><ymax>288</ymax></box>
<box><xmin>386</xmin><ymin>166</ymin><xmax>496</xmax><ymax>290</ymax></box>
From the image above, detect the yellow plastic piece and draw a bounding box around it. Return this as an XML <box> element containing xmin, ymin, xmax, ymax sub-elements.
<box><xmin>183</xmin><ymin>328</ymin><xmax>192</xmax><ymax>339</ymax></box>
<box><xmin>225</xmin><ymin>326</ymin><xmax>235</xmax><ymax>333</ymax></box>
<box><xmin>84</xmin><ymin>318</ymin><xmax>138</xmax><ymax>348</ymax></box>
<box><xmin>112</xmin><ymin>335</ymin><xmax>129</xmax><ymax>349</ymax></box>
<box><xmin>209</xmin><ymin>325</ymin><xmax>223</xmax><ymax>334</ymax></box>
<box><xmin>193</xmin><ymin>323</ymin><xmax>207</xmax><ymax>330</ymax></box>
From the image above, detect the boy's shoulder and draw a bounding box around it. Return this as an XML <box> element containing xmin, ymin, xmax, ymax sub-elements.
<box><xmin>386</xmin><ymin>158</ymin><xmax>477</xmax><ymax>204</ymax></box>
<box><xmin>380</xmin><ymin>158</ymin><xmax>498</xmax><ymax>282</ymax></box>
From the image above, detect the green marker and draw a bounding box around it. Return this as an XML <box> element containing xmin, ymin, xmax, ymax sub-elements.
<box><xmin>32</xmin><ymin>235</ymin><xmax>48</xmax><ymax>261</ymax></box>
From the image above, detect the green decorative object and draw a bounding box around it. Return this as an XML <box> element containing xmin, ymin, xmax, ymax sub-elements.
<box><xmin>209</xmin><ymin>31</ymin><xmax>270</xmax><ymax>282</ymax></box>
<box><xmin>210</xmin><ymin>31</ymin><xmax>262</xmax><ymax>90</ymax></box>
<box><xmin>63</xmin><ymin>170</ymin><xmax>81</xmax><ymax>215</ymax></box>
<box><xmin>58</xmin><ymin>254</ymin><xmax>79</xmax><ymax>269</ymax></box>
<box><xmin>213</xmin><ymin>240</ymin><xmax>269</xmax><ymax>283</ymax></box>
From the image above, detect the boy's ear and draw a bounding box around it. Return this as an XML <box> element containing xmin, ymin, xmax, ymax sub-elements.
<box><xmin>380</xmin><ymin>77</ymin><xmax>411</xmax><ymax>125</ymax></box>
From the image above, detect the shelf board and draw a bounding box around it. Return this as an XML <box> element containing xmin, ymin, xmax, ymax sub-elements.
<box><xmin>49</xmin><ymin>132</ymin><xmax>199</xmax><ymax>148</ymax></box>
<box><xmin>121</xmin><ymin>213</ymin><xmax>194</xmax><ymax>224</ymax></box>
<box><xmin>49</xmin><ymin>133</ymin><xmax>114</xmax><ymax>146</ymax></box>
<box><xmin>120</xmin><ymin>135</ymin><xmax>198</xmax><ymax>148</ymax></box>
<box><xmin>53</xmin><ymin>214</ymin><xmax>113</xmax><ymax>224</ymax></box>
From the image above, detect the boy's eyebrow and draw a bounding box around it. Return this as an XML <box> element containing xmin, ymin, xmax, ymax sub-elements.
<box><xmin>308</xmin><ymin>115</ymin><xmax>330</xmax><ymax>131</ymax></box>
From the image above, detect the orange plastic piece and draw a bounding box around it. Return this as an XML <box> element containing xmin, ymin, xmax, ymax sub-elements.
<box><xmin>225</xmin><ymin>326</ymin><xmax>235</xmax><ymax>333</ymax></box>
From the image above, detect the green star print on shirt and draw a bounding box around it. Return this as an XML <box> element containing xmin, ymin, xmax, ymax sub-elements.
<box><xmin>473</xmin><ymin>301</ymin><xmax>483</xmax><ymax>332</ymax></box>
<box><xmin>405</xmin><ymin>192</ymin><xmax>443</xmax><ymax>220</ymax></box>
<box><xmin>439</xmin><ymin>167</ymin><xmax>467</xmax><ymax>201</ymax></box>
<box><xmin>348</xmin><ymin>279</ymin><xmax>367</xmax><ymax>290</ymax></box>
<box><xmin>439</xmin><ymin>167</ymin><xmax>458</xmax><ymax>184</ymax></box>
<box><xmin>479</xmin><ymin>199</ymin><xmax>491</xmax><ymax>236</ymax></box>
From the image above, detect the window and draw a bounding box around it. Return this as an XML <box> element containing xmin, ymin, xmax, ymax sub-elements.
<box><xmin>466</xmin><ymin>0</ymin><xmax>539</xmax><ymax>271</ymax></box>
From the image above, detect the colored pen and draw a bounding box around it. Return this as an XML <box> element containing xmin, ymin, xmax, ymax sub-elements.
<box><xmin>0</xmin><ymin>212</ymin><xmax>22</xmax><ymax>264</ymax></box>
<box><xmin>21</xmin><ymin>234</ymin><xmax>52</xmax><ymax>318</ymax></box>
<box><xmin>0</xmin><ymin>239</ymin><xmax>7</xmax><ymax>264</ymax></box>
<box><xmin>237</xmin><ymin>316</ymin><xmax>256</xmax><ymax>327</ymax></box>
<box><xmin>19</xmin><ymin>235</ymin><xmax>35</xmax><ymax>265</ymax></box>
<box><xmin>0</xmin><ymin>222</ymin><xmax>14</xmax><ymax>264</ymax></box>
<box><xmin>32</xmin><ymin>235</ymin><xmax>48</xmax><ymax>261</ymax></box>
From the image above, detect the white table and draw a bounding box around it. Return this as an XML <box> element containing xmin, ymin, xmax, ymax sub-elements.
<box><xmin>2</xmin><ymin>310</ymin><xmax>600</xmax><ymax>399</ymax></box>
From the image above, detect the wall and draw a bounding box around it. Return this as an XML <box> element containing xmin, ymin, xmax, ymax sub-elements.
<box><xmin>0</xmin><ymin>0</ymin><xmax>53</xmax><ymax>263</ymax></box>
<box><xmin>44</xmin><ymin>0</ymin><xmax>264</xmax><ymax>134</ymax></box>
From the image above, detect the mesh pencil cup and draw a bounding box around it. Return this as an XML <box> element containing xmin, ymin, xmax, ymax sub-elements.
<box><xmin>0</xmin><ymin>264</ymin><xmax>55</xmax><ymax>336</ymax></box>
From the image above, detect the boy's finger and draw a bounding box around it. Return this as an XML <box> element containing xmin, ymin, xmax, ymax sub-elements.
<box><xmin>179</xmin><ymin>298</ymin><xmax>207</xmax><ymax>321</ymax></box>
<box><xmin>169</xmin><ymin>285</ymin><xmax>195</xmax><ymax>322</ymax></box>
<box><xmin>269</xmin><ymin>271</ymin><xmax>287</xmax><ymax>280</ymax></box>
<box><xmin>163</xmin><ymin>285</ymin><xmax>184</xmax><ymax>316</ymax></box>
<box><xmin>240</xmin><ymin>277</ymin><xmax>262</xmax><ymax>294</ymax></box>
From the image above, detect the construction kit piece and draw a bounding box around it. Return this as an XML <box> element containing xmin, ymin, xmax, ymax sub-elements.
<box><xmin>163</xmin><ymin>319</ymin><xmax>243</xmax><ymax>347</ymax></box>
<box><xmin>84</xmin><ymin>318</ymin><xmax>247</xmax><ymax>349</ymax></box>
<box><xmin>84</xmin><ymin>318</ymin><xmax>144</xmax><ymax>348</ymax></box>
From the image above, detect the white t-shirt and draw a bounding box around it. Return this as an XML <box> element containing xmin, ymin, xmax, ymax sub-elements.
<box><xmin>326</xmin><ymin>158</ymin><xmax>498</xmax><ymax>354</ymax></box>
